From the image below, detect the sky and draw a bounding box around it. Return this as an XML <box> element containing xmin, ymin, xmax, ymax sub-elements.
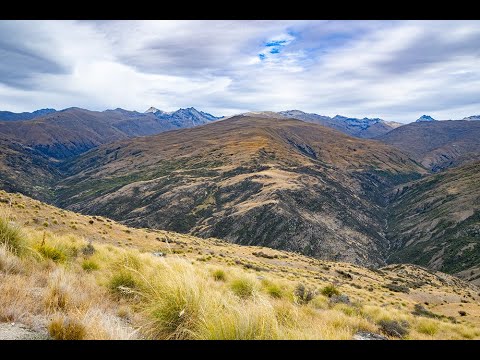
<box><xmin>0</xmin><ymin>20</ymin><xmax>479</xmax><ymax>123</ymax></box>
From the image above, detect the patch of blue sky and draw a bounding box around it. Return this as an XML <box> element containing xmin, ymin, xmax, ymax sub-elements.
<box><xmin>265</xmin><ymin>39</ymin><xmax>289</xmax><ymax>47</ymax></box>
<box><xmin>269</xmin><ymin>48</ymin><xmax>280</xmax><ymax>54</ymax></box>
<box><xmin>258</xmin><ymin>53</ymin><xmax>266</xmax><ymax>61</ymax></box>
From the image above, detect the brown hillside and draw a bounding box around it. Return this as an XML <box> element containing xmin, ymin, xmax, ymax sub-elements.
<box><xmin>55</xmin><ymin>116</ymin><xmax>425</xmax><ymax>267</ymax></box>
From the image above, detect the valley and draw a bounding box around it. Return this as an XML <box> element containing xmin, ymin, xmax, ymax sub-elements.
<box><xmin>0</xmin><ymin>108</ymin><xmax>478</xmax><ymax>282</ymax></box>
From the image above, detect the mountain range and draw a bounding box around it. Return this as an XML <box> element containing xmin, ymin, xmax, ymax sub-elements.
<box><xmin>0</xmin><ymin>107</ymin><xmax>221</xmax><ymax>159</ymax></box>
<box><xmin>0</xmin><ymin>108</ymin><xmax>57</xmax><ymax>122</ymax></box>
<box><xmin>377</xmin><ymin>120</ymin><xmax>480</xmax><ymax>172</ymax></box>
<box><xmin>0</xmin><ymin>106</ymin><xmax>479</xmax><ymax>283</ymax></box>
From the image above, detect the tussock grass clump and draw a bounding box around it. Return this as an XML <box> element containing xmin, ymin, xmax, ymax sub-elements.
<box><xmin>44</xmin><ymin>269</ymin><xmax>78</xmax><ymax>312</ymax></box>
<box><xmin>36</xmin><ymin>244</ymin><xmax>67</xmax><ymax>263</ymax></box>
<box><xmin>0</xmin><ymin>217</ymin><xmax>27</xmax><ymax>255</ymax></box>
<box><xmin>48</xmin><ymin>317</ymin><xmax>86</xmax><ymax>340</ymax></box>
<box><xmin>230</xmin><ymin>277</ymin><xmax>256</xmax><ymax>299</ymax></box>
<box><xmin>262</xmin><ymin>280</ymin><xmax>283</xmax><ymax>299</ymax></box>
<box><xmin>82</xmin><ymin>259</ymin><xmax>99</xmax><ymax>272</ymax></box>
<box><xmin>141</xmin><ymin>260</ymin><xmax>206</xmax><ymax>339</ymax></box>
<box><xmin>113</xmin><ymin>252</ymin><xmax>143</xmax><ymax>272</ymax></box>
<box><xmin>212</xmin><ymin>269</ymin><xmax>226</xmax><ymax>281</ymax></box>
<box><xmin>417</xmin><ymin>319</ymin><xmax>439</xmax><ymax>336</ymax></box>
<box><xmin>108</xmin><ymin>271</ymin><xmax>138</xmax><ymax>297</ymax></box>
<box><xmin>0</xmin><ymin>244</ymin><xmax>23</xmax><ymax>274</ymax></box>
<box><xmin>321</xmin><ymin>284</ymin><xmax>340</xmax><ymax>298</ymax></box>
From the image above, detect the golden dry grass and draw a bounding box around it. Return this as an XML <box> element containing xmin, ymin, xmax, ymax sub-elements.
<box><xmin>0</xmin><ymin>189</ymin><xmax>479</xmax><ymax>340</ymax></box>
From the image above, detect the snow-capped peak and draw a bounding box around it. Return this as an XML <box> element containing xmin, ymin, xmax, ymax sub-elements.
<box><xmin>416</xmin><ymin>115</ymin><xmax>436</xmax><ymax>122</ymax></box>
<box><xmin>145</xmin><ymin>107</ymin><xmax>162</xmax><ymax>114</ymax></box>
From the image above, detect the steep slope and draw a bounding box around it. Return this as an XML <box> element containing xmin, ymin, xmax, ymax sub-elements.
<box><xmin>0</xmin><ymin>107</ymin><xmax>220</xmax><ymax>160</ymax></box>
<box><xmin>54</xmin><ymin>116</ymin><xmax>425</xmax><ymax>267</ymax></box>
<box><xmin>0</xmin><ymin>138</ymin><xmax>61</xmax><ymax>200</ymax></box>
<box><xmin>377</xmin><ymin>120</ymin><xmax>480</xmax><ymax>171</ymax></box>
<box><xmin>1</xmin><ymin>189</ymin><xmax>479</xmax><ymax>340</ymax></box>
<box><xmin>278</xmin><ymin>110</ymin><xmax>402</xmax><ymax>138</ymax></box>
<box><xmin>387</xmin><ymin>160</ymin><xmax>480</xmax><ymax>282</ymax></box>
<box><xmin>0</xmin><ymin>108</ymin><xmax>56</xmax><ymax>121</ymax></box>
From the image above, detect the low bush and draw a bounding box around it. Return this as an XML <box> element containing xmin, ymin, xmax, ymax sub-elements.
<box><xmin>378</xmin><ymin>319</ymin><xmax>409</xmax><ymax>338</ymax></box>
<box><xmin>294</xmin><ymin>283</ymin><xmax>316</xmax><ymax>304</ymax></box>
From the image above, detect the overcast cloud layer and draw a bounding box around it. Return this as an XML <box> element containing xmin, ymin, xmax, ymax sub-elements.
<box><xmin>0</xmin><ymin>20</ymin><xmax>479</xmax><ymax>123</ymax></box>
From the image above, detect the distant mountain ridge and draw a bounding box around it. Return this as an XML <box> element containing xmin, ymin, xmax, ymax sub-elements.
<box><xmin>236</xmin><ymin>110</ymin><xmax>403</xmax><ymax>138</ymax></box>
<box><xmin>0</xmin><ymin>106</ymin><xmax>221</xmax><ymax>160</ymax></box>
<box><xmin>148</xmin><ymin>106</ymin><xmax>222</xmax><ymax>127</ymax></box>
<box><xmin>416</xmin><ymin>115</ymin><xmax>436</xmax><ymax>122</ymax></box>
<box><xmin>377</xmin><ymin>120</ymin><xmax>480</xmax><ymax>171</ymax></box>
<box><xmin>0</xmin><ymin>108</ymin><xmax>57</xmax><ymax>122</ymax></box>
<box><xmin>463</xmin><ymin>115</ymin><xmax>480</xmax><ymax>121</ymax></box>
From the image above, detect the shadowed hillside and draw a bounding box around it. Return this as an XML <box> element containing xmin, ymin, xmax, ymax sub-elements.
<box><xmin>54</xmin><ymin>116</ymin><xmax>425</xmax><ymax>267</ymax></box>
<box><xmin>377</xmin><ymin>120</ymin><xmax>480</xmax><ymax>172</ymax></box>
<box><xmin>387</xmin><ymin>160</ymin><xmax>480</xmax><ymax>283</ymax></box>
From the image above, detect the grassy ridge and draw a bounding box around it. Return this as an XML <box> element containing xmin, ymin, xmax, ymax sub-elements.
<box><xmin>1</xmin><ymin>190</ymin><xmax>480</xmax><ymax>339</ymax></box>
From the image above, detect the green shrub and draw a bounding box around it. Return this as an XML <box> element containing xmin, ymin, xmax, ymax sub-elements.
<box><xmin>82</xmin><ymin>259</ymin><xmax>99</xmax><ymax>272</ymax></box>
<box><xmin>48</xmin><ymin>318</ymin><xmax>86</xmax><ymax>340</ymax></box>
<box><xmin>0</xmin><ymin>217</ymin><xmax>26</xmax><ymax>255</ymax></box>
<box><xmin>230</xmin><ymin>278</ymin><xmax>255</xmax><ymax>299</ymax></box>
<box><xmin>36</xmin><ymin>244</ymin><xmax>67</xmax><ymax>263</ymax></box>
<box><xmin>321</xmin><ymin>284</ymin><xmax>340</xmax><ymax>298</ymax></box>
<box><xmin>212</xmin><ymin>269</ymin><xmax>226</xmax><ymax>281</ymax></box>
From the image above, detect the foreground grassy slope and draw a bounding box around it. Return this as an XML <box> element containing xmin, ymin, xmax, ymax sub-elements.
<box><xmin>1</xmin><ymin>190</ymin><xmax>479</xmax><ymax>340</ymax></box>
<box><xmin>387</xmin><ymin>161</ymin><xmax>480</xmax><ymax>283</ymax></box>
<box><xmin>54</xmin><ymin>116</ymin><xmax>425</xmax><ymax>267</ymax></box>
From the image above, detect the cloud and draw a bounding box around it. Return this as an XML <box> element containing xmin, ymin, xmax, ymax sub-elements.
<box><xmin>0</xmin><ymin>20</ymin><xmax>479</xmax><ymax>122</ymax></box>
